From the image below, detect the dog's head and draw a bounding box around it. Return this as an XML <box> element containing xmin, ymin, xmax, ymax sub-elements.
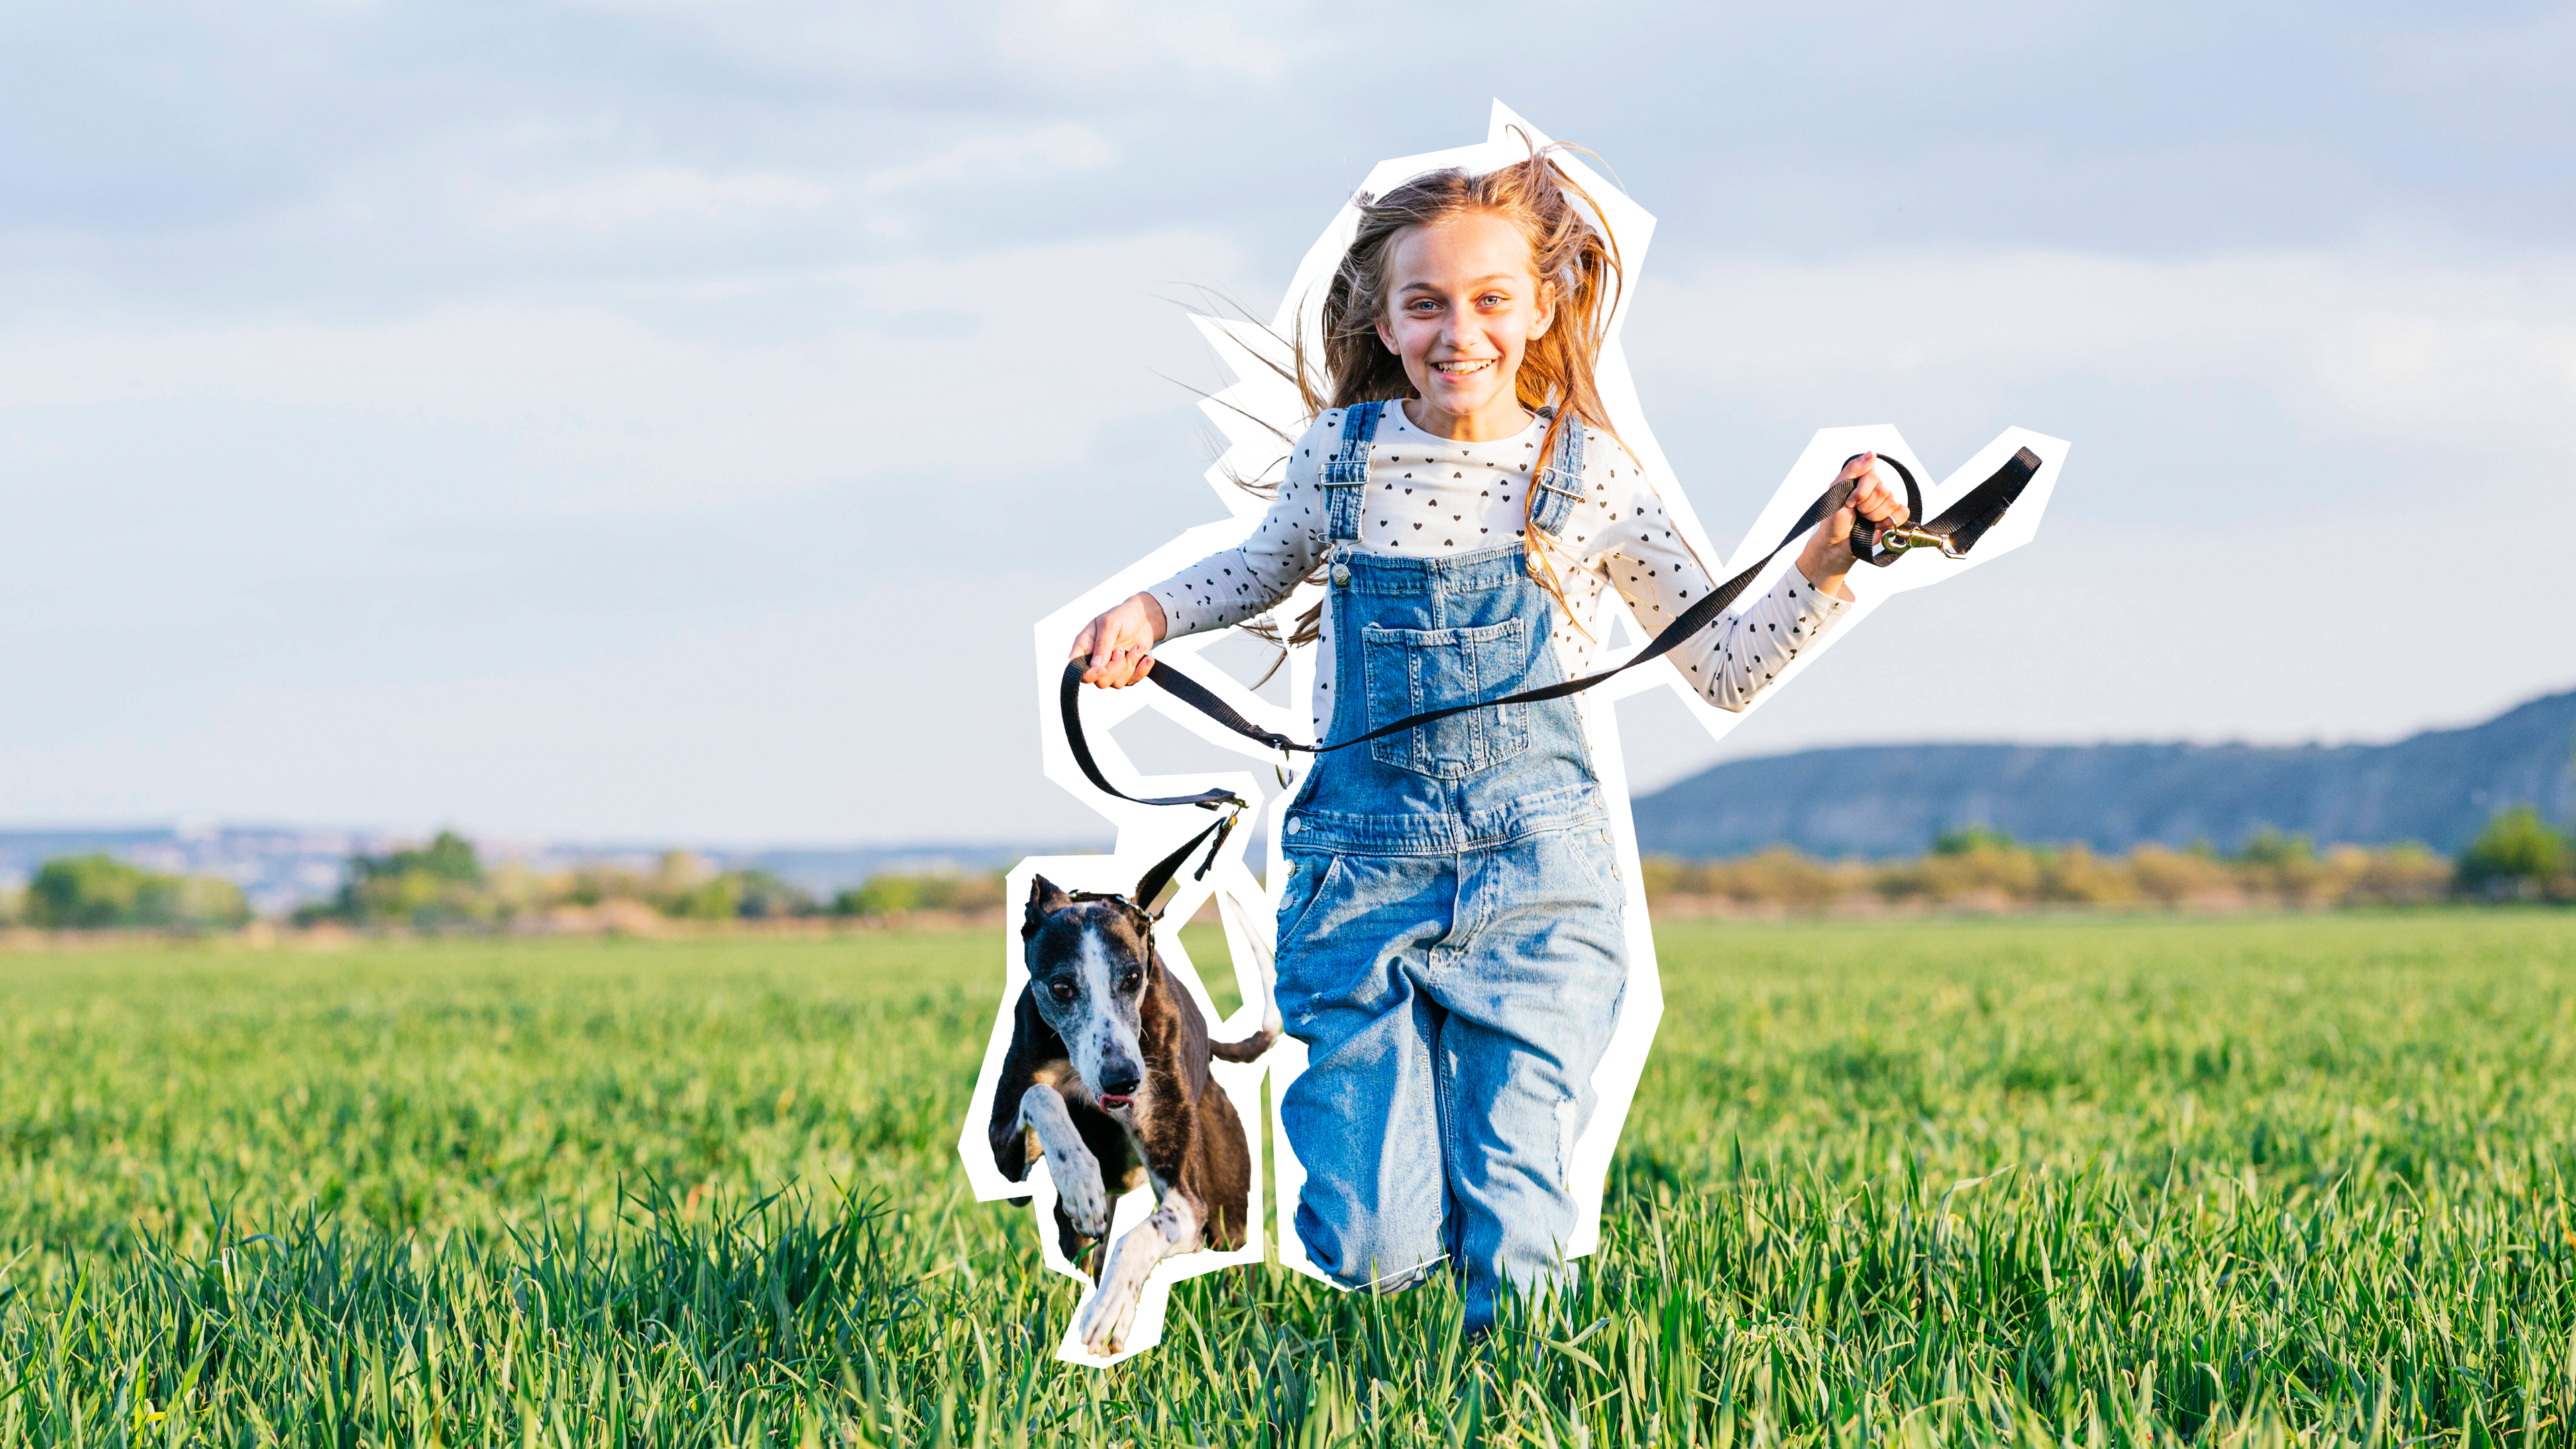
<box><xmin>1020</xmin><ymin>875</ymin><xmax>1155</xmax><ymax>1112</ymax></box>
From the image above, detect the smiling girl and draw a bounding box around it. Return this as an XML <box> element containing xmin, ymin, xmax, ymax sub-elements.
<box><xmin>1069</xmin><ymin>148</ymin><xmax>1906</xmax><ymax>1334</ymax></box>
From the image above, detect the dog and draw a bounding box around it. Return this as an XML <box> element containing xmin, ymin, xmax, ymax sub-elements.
<box><xmin>989</xmin><ymin>873</ymin><xmax>1281</xmax><ymax>1355</ymax></box>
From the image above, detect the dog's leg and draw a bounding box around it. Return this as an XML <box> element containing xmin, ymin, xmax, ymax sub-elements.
<box><xmin>1077</xmin><ymin>1193</ymin><xmax>1202</xmax><ymax>1356</ymax></box>
<box><xmin>1018</xmin><ymin>1084</ymin><xmax>1110</xmax><ymax>1240</ymax></box>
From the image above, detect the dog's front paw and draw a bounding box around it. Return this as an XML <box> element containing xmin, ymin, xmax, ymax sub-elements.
<box><xmin>1078</xmin><ymin>1273</ymin><xmax>1143</xmax><ymax>1356</ymax></box>
<box><xmin>1051</xmin><ymin>1150</ymin><xmax>1110</xmax><ymax>1239</ymax></box>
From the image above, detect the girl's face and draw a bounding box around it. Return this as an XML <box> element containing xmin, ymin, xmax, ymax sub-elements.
<box><xmin>1374</xmin><ymin>212</ymin><xmax>1554</xmax><ymax>441</ymax></box>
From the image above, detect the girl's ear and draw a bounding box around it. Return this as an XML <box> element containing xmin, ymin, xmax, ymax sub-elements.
<box><xmin>1375</xmin><ymin>309</ymin><xmax>1399</xmax><ymax>354</ymax></box>
<box><xmin>1528</xmin><ymin>280</ymin><xmax>1557</xmax><ymax>341</ymax></box>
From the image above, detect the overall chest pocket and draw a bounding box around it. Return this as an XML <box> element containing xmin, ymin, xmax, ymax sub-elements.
<box><xmin>1360</xmin><ymin>617</ymin><xmax>1531</xmax><ymax>781</ymax></box>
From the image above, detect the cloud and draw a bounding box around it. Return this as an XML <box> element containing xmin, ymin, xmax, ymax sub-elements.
<box><xmin>862</xmin><ymin>123</ymin><xmax>1117</xmax><ymax>197</ymax></box>
<box><xmin>545</xmin><ymin>0</ymin><xmax>1313</xmax><ymax>93</ymax></box>
<box><xmin>1628</xmin><ymin>245</ymin><xmax>2576</xmax><ymax>496</ymax></box>
<box><xmin>0</xmin><ymin>225</ymin><xmax>1251</xmax><ymax>524</ymax></box>
<box><xmin>460</xmin><ymin>164</ymin><xmax>834</xmax><ymax>233</ymax></box>
<box><xmin>987</xmin><ymin>0</ymin><xmax>1311</xmax><ymax>87</ymax></box>
<box><xmin>0</xmin><ymin>215</ymin><xmax>1264</xmax><ymax>841</ymax></box>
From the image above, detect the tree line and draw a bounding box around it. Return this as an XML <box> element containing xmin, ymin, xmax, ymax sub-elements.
<box><xmin>280</xmin><ymin>832</ymin><xmax>1006</xmax><ymax>931</ymax></box>
<box><xmin>2</xmin><ymin>808</ymin><xmax>2567</xmax><ymax>933</ymax></box>
<box><xmin>1645</xmin><ymin>808</ymin><xmax>2575</xmax><ymax>914</ymax></box>
<box><xmin>1</xmin><ymin>855</ymin><xmax>252</xmax><ymax>931</ymax></box>
<box><xmin>0</xmin><ymin>833</ymin><xmax>1006</xmax><ymax>934</ymax></box>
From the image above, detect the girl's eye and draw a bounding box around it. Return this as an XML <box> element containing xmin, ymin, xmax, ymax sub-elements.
<box><xmin>1479</xmin><ymin>294</ymin><xmax>1507</xmax><ymax>308</ymax></box>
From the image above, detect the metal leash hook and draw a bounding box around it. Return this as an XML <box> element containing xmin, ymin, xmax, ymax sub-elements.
<box><xmin>1872</xmin><ymin>523</ymin><xmax>1968</xmax><ymax>559</ymax></box>
<box><xmin>1847</xmin><ymin>454</ymin><xmax>1992</xmax><ymax>565</ymax></box>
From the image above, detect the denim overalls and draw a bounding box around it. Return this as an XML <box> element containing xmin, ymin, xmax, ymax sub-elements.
<box><xmin>1274</xmin><ymin>400</ymin><xmax>1628</xmax><ymax>1333</ymax></box>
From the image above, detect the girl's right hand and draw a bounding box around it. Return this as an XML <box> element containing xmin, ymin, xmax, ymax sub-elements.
<box><xmin>1069</xmin><ymin>592</ymin><xmax>1169</xmax><ymax>688</ymax></box>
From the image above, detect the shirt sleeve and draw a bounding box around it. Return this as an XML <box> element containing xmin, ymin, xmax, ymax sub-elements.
<box><xmin>1591</xmin><ymin>455</ymin><xmax>1852</xmax><ymax>712</ymax></box>
<box><xmin>1142</xmin><ymin>413</ymin><xmax>1336</xmax><ymax>641</ymax></box>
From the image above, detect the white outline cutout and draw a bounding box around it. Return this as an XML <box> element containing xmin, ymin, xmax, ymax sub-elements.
<box><xmin>959</xmin><ymin>101</ymin><xmax>2068</xmax><ymax>1365</ymax></box>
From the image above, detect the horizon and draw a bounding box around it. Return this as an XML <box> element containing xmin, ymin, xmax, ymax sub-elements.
<box><xmin>10</xmin><ymin>672</ymin><xmax>2569</xmax><ymax>848</ymax></box>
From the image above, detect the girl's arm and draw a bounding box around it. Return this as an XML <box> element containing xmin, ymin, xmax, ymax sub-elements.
<box><xmin>1071</xmin><ymin>417</ymin><xmax>1338</xmax><ymax>688</ymax></box>
<box><xmin>1597</xmin><ymin>451</ymin><xmax>1907</xmax><ymax>712</ymax></box>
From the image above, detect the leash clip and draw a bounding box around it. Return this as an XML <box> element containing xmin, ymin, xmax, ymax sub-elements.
<box><xmin>1875</xmin><ymin>524</ymin><xmax>1966</xmax><ymax>559</ymax></box>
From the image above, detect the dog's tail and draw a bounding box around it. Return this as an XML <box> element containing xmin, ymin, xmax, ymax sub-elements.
<box><xmin>1210</xmin><ymin>1016</ymin><xmax>1283</xmax><ymax>1062</ymax></box>
<box><xmin>1210</xmin><ymin>1016</ymin><xmax>1280</xmax><ymax>1063</ymax></box>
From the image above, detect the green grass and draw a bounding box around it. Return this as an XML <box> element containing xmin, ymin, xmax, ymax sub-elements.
<box><xmin>1</xmin><ymin>912</ymin><xmax>2573</xmax><ymax>1445</ymax></box>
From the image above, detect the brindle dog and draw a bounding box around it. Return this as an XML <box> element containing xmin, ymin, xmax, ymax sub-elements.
<box><xmin>991</xmin><ymin>875</ymin><xmax>1279</xmax><ymax>1355</ymax></box>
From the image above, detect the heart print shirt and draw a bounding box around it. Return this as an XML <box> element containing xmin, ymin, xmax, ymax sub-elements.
<box><xmin>1146</xmin><ymin>405</ymin><xmax>1850</xmax><ymax>741</ymax></box>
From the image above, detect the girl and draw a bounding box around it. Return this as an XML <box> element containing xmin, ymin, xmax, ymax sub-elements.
<box><xmin>1069</xmin><ymin>149</ymin><xmax>1906</xmax><ymax>1334</ymax></box>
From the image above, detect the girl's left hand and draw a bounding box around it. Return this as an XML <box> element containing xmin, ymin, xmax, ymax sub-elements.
<box><xmin>1795</xmin><ymin>451</ymin><xmax>1909</xmax><ymax>601</ymax></box>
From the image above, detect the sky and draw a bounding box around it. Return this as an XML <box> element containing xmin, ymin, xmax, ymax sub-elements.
<box><xmin>2</xmin><ymin>0</ymin><xmax>2571</xmax><ymax>845</ymax></box>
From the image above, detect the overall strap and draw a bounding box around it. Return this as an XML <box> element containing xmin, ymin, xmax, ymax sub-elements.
<box><xmin>1319</xmin><ymin>400</ymin><xmax>1385</xmax><ymax>542</ymax></box>
<box><xmin>1527</xmin><ymin>407</ymin><xmax>1589</xmax><ymax>537</ymax></box>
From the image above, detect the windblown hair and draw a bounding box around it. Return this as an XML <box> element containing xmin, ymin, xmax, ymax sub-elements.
<box><xmin>1275</xmin><ymin>138</ymin><xmax>1628</xmax><ymax>640</ymax></box>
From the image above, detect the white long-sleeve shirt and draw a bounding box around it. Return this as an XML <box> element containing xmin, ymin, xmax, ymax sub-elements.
<box><xmin>1147</xmin><ymin>405</ymin><xmax>1848</xmax><ymax>740</ymax></box>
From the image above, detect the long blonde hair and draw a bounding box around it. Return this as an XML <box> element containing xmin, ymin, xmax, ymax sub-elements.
<box><xmin>1286</xmin><ymin>138</ymin><xmax>1629</xmax><ymax>633</ymax></box>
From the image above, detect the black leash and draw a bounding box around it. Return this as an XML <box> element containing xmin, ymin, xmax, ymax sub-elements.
<box><xmin>1055</xmin><ymin>672</ymin><xmax>1250</xmax><ymax>916</ymax></box>
<box><xmin>1070</xmin><ymin>811</ymin><xmax>1240</xmax><ymax>923</ymax></box>
<box><xmin>1063</xmin><ymin>446</ymin><xmax>2043</xmax><ymax>900</ymax></box>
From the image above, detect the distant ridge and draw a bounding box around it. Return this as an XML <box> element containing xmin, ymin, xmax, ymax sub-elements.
<box><xmin>1631</xmin><ymin>686</ymin><xmax>2576</xmax><ymax>859</ymax></box>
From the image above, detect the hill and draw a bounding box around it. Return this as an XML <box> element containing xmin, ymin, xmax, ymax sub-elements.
<box><xmin>1631</xmin><ymin>686</ymin><xmax>2576</xmax><ymax>859</ymax></box>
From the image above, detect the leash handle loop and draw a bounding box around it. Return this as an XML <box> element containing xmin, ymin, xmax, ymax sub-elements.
<box><xmin>1059</xmin><ymin>658</ymin><xmax>1249</xmax><ymax>811</ymax></box>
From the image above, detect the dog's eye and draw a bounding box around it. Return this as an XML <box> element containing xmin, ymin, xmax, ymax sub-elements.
<box><xmin>1049</xmin><ymin>982</ymin><xmax>1075</xmax><ymax>1002</ymax></box>
<box><xmin>1120</xmin><ymin>969</ymin><xmax>1142</xmax><ymax>991</ymax></box>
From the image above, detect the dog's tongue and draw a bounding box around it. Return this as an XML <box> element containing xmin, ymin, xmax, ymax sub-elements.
<box><xmin>1097</xmin><ymin>1093</ymin><xmax>1133</xmax><ymax>1110</ymax></box>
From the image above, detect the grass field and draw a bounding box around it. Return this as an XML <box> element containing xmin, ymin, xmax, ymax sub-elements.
<box><xmin>1</xmin><ymin>912</ymin><xmax>2573</xmax><ymax>1446</ymax></box>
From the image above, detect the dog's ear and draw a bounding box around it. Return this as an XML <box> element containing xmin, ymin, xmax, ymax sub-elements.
<box><xmin>1022</xmin><ymin>875</ymin><xmax>1073</xmax><ymax>941</ymax></box>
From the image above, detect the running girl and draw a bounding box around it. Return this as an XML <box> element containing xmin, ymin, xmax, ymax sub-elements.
<box><xmin>1069</xmin><ymin>147</ymin><xmax>1907</xmax><ymax>1335</ymax></box>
